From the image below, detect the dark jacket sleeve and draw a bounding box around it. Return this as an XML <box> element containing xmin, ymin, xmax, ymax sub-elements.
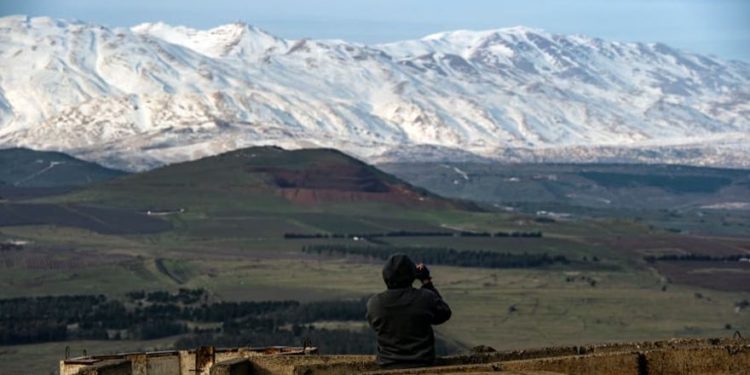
<box><xmin>365</xmin><ymin>296</ymin><xmax>378</xmax><ymax>329</ymax></box>
<box><xmin>421</xmin><ymin>282</ymin><xmax>451</xmax><ymax>325</ymax></box>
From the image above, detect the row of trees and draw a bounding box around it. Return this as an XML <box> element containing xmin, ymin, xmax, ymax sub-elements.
<box><xmin>302</xmin><ymin>245</ymin><xmax>568</xmax><ymax>268</ymax></box>
<box><xmin>0</xmin><ymin>242</ymin><xmax>24</xmax><ymax>251</ymax></box>
<box><xmin>284</xmin><ymin>230</ymin><xmax>543</xmax><ymax>239</ymax></box>
<box><xmin>644</xmin><ymin>253</ymin><xmax>750</xmax><ymax>263</ymax></box>
<box><xmin>0</xmin><ymin>293</ymin><xmax>370</xmax><ymax>346</ymax></box>
<box><xmin>126</xmin><ymin>288</ymin><xmax>208</xmax><ymax>304</ymax></box>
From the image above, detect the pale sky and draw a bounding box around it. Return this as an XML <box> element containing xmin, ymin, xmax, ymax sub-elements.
<box><xmin>1</xmin><ymin>0</ymin><xmax>748</xmax><ymax>61</ymax></box>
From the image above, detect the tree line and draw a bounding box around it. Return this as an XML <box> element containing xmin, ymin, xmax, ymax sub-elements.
<box><xmin>0</xmin><ymin>290</ymin><xmax>461</xmax><ymax>354</ymax></box>
<box><xmin>0</xmin><ymin>242</ymin><xmax>24</xmax><ymax>251</ymax></box>
<box><xmin>284</xmin><ymin>230</ymin><xmax>543</xmax><ymax>239</ymax></box>
<box><xmin>126</xmin><ymin>288</ymin><xmax>207</xmax><ymax>305</ymax></box>
<box><xmin>302</xmin><ymin>245</ymin><xmax>568</xmax><ymax>268</ymax></box>
<box><xmin>644</xmin><ymin>253</ymin><xmax>750</xmax><ymax>263</ymax></box>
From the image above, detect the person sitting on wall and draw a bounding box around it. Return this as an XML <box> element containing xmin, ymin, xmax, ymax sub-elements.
<box><xmin>366</xmin><ymin>253</ymin><xmax>452</xmax><ymax>369</ymax></box>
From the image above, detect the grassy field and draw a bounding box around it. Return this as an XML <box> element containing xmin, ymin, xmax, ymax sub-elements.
<box><xmin>2</xmin><ymin>219</ymin><xmax>749</xmax><ymax>374</ymax></box>
<box><xmin>2</xmin><ymin>240</ymin><xmax>747</xmax><ymax>370</ymax></box>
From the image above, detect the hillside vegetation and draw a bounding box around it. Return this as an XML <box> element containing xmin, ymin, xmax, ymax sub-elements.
<box><xmin>0</xmin><ymin>148</ymin><xmax>125</xmax><ymax>188</ymax></box>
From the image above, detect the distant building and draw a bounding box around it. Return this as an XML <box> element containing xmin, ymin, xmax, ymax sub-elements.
<box><xmin>144</xmin><ymin>208</ymin><xmax>186</xmax><ymax>216</ymax></box>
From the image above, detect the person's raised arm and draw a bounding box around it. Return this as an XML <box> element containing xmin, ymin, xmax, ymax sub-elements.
<box><xmin>416</xmin><ymin>263</ymin><xmax>452</xmax><ymax>325</ymax></box>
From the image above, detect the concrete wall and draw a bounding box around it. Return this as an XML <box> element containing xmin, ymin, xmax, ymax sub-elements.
<box><xmin>210</xmin><ymin>359</ymin><xmax>252</xmax><ymax>375</ymax></box>
<box><xmin>248</xmin><ymin>354</ymin><xmax>376</xmax><ymax>375</ymax></box>
<box><xmin>61</xmin><ymin>363</ymin><xmax>89</xmax><ymax>375</ymax></box>
<box><xmin>75</xmin><ymin>359</ymin><xmax>132</xmax><ymax>375</ymax></box>
<box><xmin>643</xmin><ymin>344</ymin><xmax>750</xmax><ymax>375</ymax></box>
<box><xmin>291</xmin><ymin>339</ymin><xmax>750</xmax><ymax>375</ymax></box>
<box><xmin>144</xmin><ymin>355</ymin><xmax>180</xmax><ymax>375</ymax></box>
<box><xmin>61</xmin><ymin>338</ymin><xmax>750</xmax><ymax>375</ymax></box>
<box><xmin>498</xmin><ymin>352</ymin><xmax>639</xmax><ymax>375</ymax></box>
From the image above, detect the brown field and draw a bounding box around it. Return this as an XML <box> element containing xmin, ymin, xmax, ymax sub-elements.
<box><xmin>599</xmin><ymin>234</ymin><xmax>750</xmax><ymax>257</ymax></box>
<box><xmin>654</xmin><ymin>261</ymin><xmax>750</xmax><ymax>292</ymax></box>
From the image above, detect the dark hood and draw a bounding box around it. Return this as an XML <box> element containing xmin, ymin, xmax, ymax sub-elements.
<box><xmin>382</xmin><ymin>253</ymin><xmax>416</xmax><ymax>289</ymax></box>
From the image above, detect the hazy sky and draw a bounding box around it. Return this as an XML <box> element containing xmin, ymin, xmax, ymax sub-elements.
<box><xmin>1</xmin><ymin>0</ymin><xmax>748</xmax><ymax>61</ymax></box>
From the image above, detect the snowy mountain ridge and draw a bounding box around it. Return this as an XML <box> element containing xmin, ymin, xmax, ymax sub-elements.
<box><xmin>0</xmin><ymin>15</ymin><xmax>748</xmax><ymax>170</ymax></box>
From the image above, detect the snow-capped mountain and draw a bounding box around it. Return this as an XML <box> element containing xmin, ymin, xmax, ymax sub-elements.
<box><xmin>0</xmin><ymin>15</ymin><xmax>748</xmax><ymax>170</ymax></box>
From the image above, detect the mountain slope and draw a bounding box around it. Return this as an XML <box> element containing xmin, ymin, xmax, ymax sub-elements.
<box><xmin>380</xmin><ymin>162</ymin><xmax>750</xmax><ymax>211</ymax></box>
<box><xmin>0</xmin><ymin>147</ymin><xmax>126</xmax><ymax>187</ymax></box>
<box><xmin>0</xmin><ymin>16</ymin><xmax>748</xmax><ymax>170</ymax></box>
<box><xmin>68</xmin><ymin>146</ymin><xmax>465</xmax><ymax>211</ymax></box>
<box><xmin>2</xmin><ymin>146</ymin><xmax>463</xmax><ymax>235</ymax></box>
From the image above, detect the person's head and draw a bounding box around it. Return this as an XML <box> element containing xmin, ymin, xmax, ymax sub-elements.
<box><xmin>382</xmin><ymin>253</ymin><xmax>416</xmax><ymax>289</ymax></box>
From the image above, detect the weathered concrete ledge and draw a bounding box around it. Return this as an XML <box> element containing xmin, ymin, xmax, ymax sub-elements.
<box><xmin>61</xmin><ymin>337</ymin><xmax>750</xmax><ymax>375</ymax></box>
<box><xmin>73</xmin><ymin>359</ymin><xmax>131</xmax><ymax>375</ymax></box>
<box><xmin>210</xmin><ymin>358</ymin><xmax>252</xmax><ymax>375</ymax></box>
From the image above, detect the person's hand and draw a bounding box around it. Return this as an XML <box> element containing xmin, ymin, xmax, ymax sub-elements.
<box><xmin>416</xmin><ymin>263</ymin><xmax>431</xmax><ymax>283</ymax></box>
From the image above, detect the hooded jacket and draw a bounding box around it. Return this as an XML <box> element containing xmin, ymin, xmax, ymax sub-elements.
<box><xmin>366</xmin><ymin>254</ymin><xmax>452</xmax><ymax>368</ymax></box>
